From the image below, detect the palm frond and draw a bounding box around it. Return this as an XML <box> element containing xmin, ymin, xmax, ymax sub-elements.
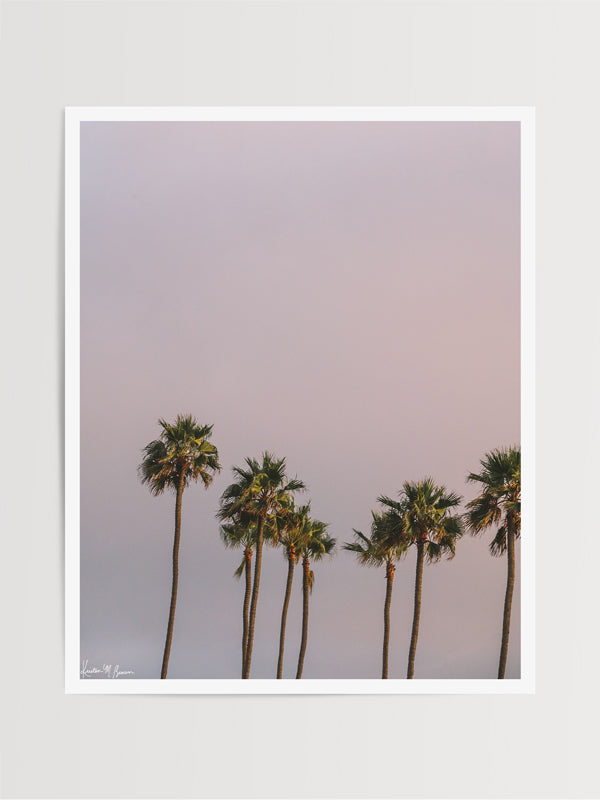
<box><xmin>233</xmin><ymin>555</ymin><xmax>247</xmax><ymax>579</ymax></box>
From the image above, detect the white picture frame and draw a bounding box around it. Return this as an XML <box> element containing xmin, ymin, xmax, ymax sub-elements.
<box><xmin>65</xmin><ymin>105</ymin><xmax>535</xmax><ymax>695</ymax></box>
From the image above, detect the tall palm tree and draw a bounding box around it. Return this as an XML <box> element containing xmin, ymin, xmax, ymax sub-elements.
<box><xmin>344</xmin><ymin>510</ymin><xmax>409</xmax><ymax>678</ymax></box>
<box><xmin>270</xmin><ymin>500</ymin><xmax>313</xmax><ymax>679</ymax></box>
<box><xmin>379</xmin><ymin>479</ymin><xmax>463</xmax><ymax>679</ymax></box>
<box><xmin>295</xmin><ymin>519</ymin><xmax>336</xmax><ymax>679</ymax></box>
<box><xmin>219</xmin><ymin>512</ymin><xmax>259</xmax><ymax>676</ymax></box>
<box><xmin>139</xmin><ymin>414</ymin><xmax>220</xmax><ymax>679</ymax></box>
<box><xmin>465</xmin><ymin>446</ymin><xmax>521</xmax><ymax>679</ymax></box>
<box><xmin>218</xmin><ymin>453</ymin><xmax>305</xmax><ymax>678</ymax></box>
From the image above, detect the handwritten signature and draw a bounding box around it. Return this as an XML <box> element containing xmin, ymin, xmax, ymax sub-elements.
<box><xmin>81</xmin><ymin>659</ymin><xmax>135</xmax><ymax>679</ymax></box>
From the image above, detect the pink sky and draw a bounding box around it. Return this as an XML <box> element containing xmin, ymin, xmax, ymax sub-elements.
<box><xmin>80</xmin><ymin>121</ymin><xmax>520</xmax><ymax>679</ymax></box>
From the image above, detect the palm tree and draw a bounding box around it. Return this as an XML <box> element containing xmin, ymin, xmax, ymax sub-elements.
<box><xmin>139</xmin><ymin>414</ymin><xmax>220</xmax><ymax>679</ymax></box>
<box><xmin>218</xmin><ymin>453</ymin><xmax>305</xmax><ymax>678</ymax></box>
<box><xmin>219</xmin><ymin>512</ymin><xmax>259</xmax><ymax>676</ymax></box>
<box><xmin>270</xmin><ymin>500</ymin><xmax>313</xmax><ymax>679</ymax></box>
<box><xmin>344</xmin><ymin>510</ymin><xmax>409</xmax><ymax>678</ymax></box>
<box><xmin>465</xmin><ymin>446</ymin><xmax>521</xmax><ymax>679</ymax></box>
<box><xmin>379</xmin><ymin>479</ymin><xmax>463</xmax><ymax>679</ymax></box>
<box><xmin>295</xmin><ymin>518</ymin><xmax>336</xmax><ymax>679</ymax></box>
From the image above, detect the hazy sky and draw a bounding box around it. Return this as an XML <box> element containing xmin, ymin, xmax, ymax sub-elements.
<box><xmin>80</xmin><ymin>120</ymin><xmax>520</xmax><ymax>680</ymax></box>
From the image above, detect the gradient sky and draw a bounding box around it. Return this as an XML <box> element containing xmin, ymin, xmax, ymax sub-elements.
<box><xmin>80</xmin><ymin>120</ymin><xmax>520</xmax><ymax>680</ymax></box>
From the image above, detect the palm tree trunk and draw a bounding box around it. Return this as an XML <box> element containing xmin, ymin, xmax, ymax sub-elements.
<box><xmin>296</xmin><ymin>556</ymin><xmax>310</xmax><ymax>679</ymax></box>
<box><xmin>241</xmin><ymin>547</ymin><xmax>252</xmax><ymax>677</ymax></box>
<box><xmin>382</xmin><ymin>561</ymin><xmax>395</xmax><ymax>679</ymax></box>
<box><xmin>161</xmin><ymin>471</ymin><xmax>185</xmax><ymax>679</ymax></box>
<box><xmin>498</xmin><ymin>521</ymin><xmax>516</xmax><ymax>679</ymax></box>
<box><xmin>407</xmin><ymin>540</ymin><xmax>425</xmax><ymax>679</ymax></box>
<box><xmin>277</xmin><ymin>547</ymin><xmax>296</xmax><ymax>678</ymax></box>
<box><xmin>243</xmin><ymin>515</ymin><xmax>264</xmax><ymax>679</ymax></box>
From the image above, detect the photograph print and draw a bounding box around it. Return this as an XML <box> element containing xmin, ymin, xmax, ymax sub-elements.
<box><xmin>66</xmin><ymin>108</ymin><xmax>533</xmax><ymax>693</ymax></box>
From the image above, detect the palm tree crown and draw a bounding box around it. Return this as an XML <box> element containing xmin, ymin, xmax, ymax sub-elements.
<box><xmin>139</xmin><ymin>414</ymin><xmax>221</xmax><ymax>495</ymax></box>
<box><xmin>218</xmin><ymin>452</ymin><xmax>305</xmax><ymax>524</ymax></box>
<box><xmin>299</xmin><ymin>519</ymin><xmax>336</xmax><ymax>579</ymax></box>
<box><xmin>379</xmin><ymin>478</ymin><xmax>463</xmax><ymax>561</ymax></box>
<box><xmin>269</xmin><ymin>499</ymin><xmax>312</xmax><ymax>555</ymax></box>
<box><xmin>345</xmin><ymin>510</ymin><xmax>410</xmax><ymax>568</ymax></box>
<box><xmin>219</xmin><ymin>512</ymin><xmax>259</xmax><ymax>578</ymax></box>
<box><xmin>465</xmin><ymin>446</ymin><xmax>521</xmax><ymax>555</ymax></box>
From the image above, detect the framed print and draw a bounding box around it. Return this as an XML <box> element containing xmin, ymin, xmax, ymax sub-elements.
<box><xmin>65</xmin><ymin>106</ymin><xmax>534</xmax><ymax>694</ymax></box>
